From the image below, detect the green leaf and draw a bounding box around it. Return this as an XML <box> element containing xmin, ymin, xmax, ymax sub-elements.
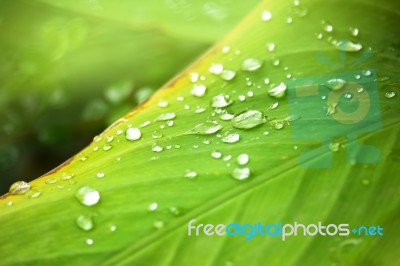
<box><xmin>1</xmin><ymin>0</ymin><xmax>399</xmax><ymax>265</ymax></box>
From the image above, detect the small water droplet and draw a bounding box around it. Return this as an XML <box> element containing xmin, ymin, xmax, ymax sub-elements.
<box><xmin>292</xmin><ymin>5</ymin><xmax>308</xmax><ymax>17</ymax></box>
<box><xmin>167</xmin><ymin>120</ymin><xmax>174</xmax><ymax>127</ymax></box>
<box><xmin>152</xmin><ymin>131</ymin><xmax>163</xmax><ymax>139</ymax></box>
<box><xmin>110</xmin><ymin>224</ymin><xmax>117</xmax><ymax>232</ymax></box>
<box><xmin>80</xmin><ymin>156</ymin><xmax>88</xmax><ymax>162</ymax></box>
<box><xmin>96</xmin><ymin>172</ymin><xmax>105</xmax><ymax>178</ymax></box>
<box><xmin>152</xmin><ymin>143</ymin><xmax>164</xmax><ymax>153</ymax></box>
<box><xmin>86</xmin><ymin>238</ymin><xmax>94</xmax><ymax>245</ymax></box>
<box><xmin>148</xmin><ymin>202</ymin><xmax>158</xmax><ymax>212</ymax></box>
<box><xmin>169</xmin><ymin>206</ymin><xmax>182</xmax><ymax>216</ymax></box>
<box><xmin>357</xmin><ymin>87</ymin><xmax>364</xmax><ymax>93</ymax></box>
<box><xmin>6</xmin><ymin>201</ymin><xmax>13</xmax><ymax>207</ymax></box>
<box><xmin>385</xmin><ymin>91</ymin><xmax>396</xmax><ymax>98</ymax></box>
<box><xmin>93</xmin><ymin>135</ymin><xmax>102</xmax><ymax>143</ymax></box>
<box><xmin>231</xmin><ymin>167</ymin><xmax>250</xmax><ymax>180</ymax></box>
<box><xmin>184</xmin><ymin>170</ymin><xmax>198</xmax><ymax>179</ymax></box>
<box><xmin>232</xmin><ymin>110</ymin><xmax>266</xmax><ymax>129</ymax></box>
<box><xmin>266</xmin><ymin>43</ymin><xmax>275</xmax><ymax>52</ymax></box>
<box><xmin>344</xmin><ymin>93</ymin><xmax>353</xmax><ymax>99</ymax></box>
<box><xmin>103</xmin><ymin>144</ymin><xmax>113</xmax><ymax>151</ymax></box>
<box><xmin>191</xmin><ymin>84</ymin><xmax>207</xmax><ymax>97</ymax></box>
<box><xmin>321</xmin><ymin>95</ymin><xmax>327</xmax><ymax>100</ymax></box>
<box><xmin>116</xmin><ymin>129</ymin><xmax>124</xmax><ymax>135</ymax></box>
<box><xmin>156</xmin><ymin>112</ymin><xmax>176</xmax><ymax>121</ymax></box>
<box><xmin>219</xmin><ymin>112</ymin><xmax>234</xmax><ymax>121</ymax></box>
<box><xmin>9</xmin><ymin>181</ymin><xmax>30</xmax><ymax>195</ymax></box>
<box><xmin>271</xmin><ymin>58</ymin><xmax>280</xmax><ymax>66</ymax></box>
<box><xmin>261</xmin><ymin>10</ymin><xmax>272</xmax><ymax>21</ymax></box>
<box><xmin>268</xmin><ymin>102</ymin><xmax>279</xmax><ymax>110</ymax></box>
<box><xmin>285</xmin><ymin>114</ymin><xmax>301</xmax><ymax>122</ymax></box>
<box><xmin>237</xmin><ymin>154</ymin><xmax>249</xmax><ymax>165</ymax></box>
<box><xmin>315</xmin><ymin>32</ymin><xmax>323</xmax><ymax>39</ymax></box>
<box><xmin>247</xmin><ymin>91</ymin><xmax>254</xmax><ymax>97</ymax></box>
<box><xmin>268</xmin><ymin>82</ymin><xmax>287</xmax><ymax>98</ymax></box>
<box><xmin>153</xmin><ymin>220</ymin><xmax>165</xmax><ymax>229</ymax></box>
<box><xmin>334</xmin><ymin>40</ymin><xmax>362</xmax><ymax>52</ymax></box>
<box><xmin>221</xmin><ymin>45</ymin><xmax>231</xmax><ymax>53</ymax></box>
<box><xmin>263</xmin><ymin>131</ymin><xmax>270</xmax><ymax>136</ymax></box>
<box><xmin>25</xmin><ymin>189</ymin><xmax>41</xmax><ymax>199</ymax></box>
<box><xmin>211</xmin><ymin>150</ymin><xmax>223</xmax><ymax>159</ymax></box>
<box><xmin>355</xmin><ymin>74</ymin><xmax>361</xmax><ymax>80</ymax></box>
<box><xmin>158</xmin><ymin>100</ymin><xmax>169</xmax><ymax>108</ymax></box>
<box><xmin>75</xmin><ymin>186</ymin><xmax>100</xmax><ymax>206</ymax></box>
<box><xmin>274</xmin><ymin>121</ymin><xmax>284</xmax><ymax>130</ymax></box>
<box><xmin>45</xmin><ymin>178</ymin><xmax>58</xmax><ymax>184</ymax></box>
<box><xmin>264</xmin><ymin>78</ymin><xmax>270</xmax><ymax>85</ymax></box>
<box><xmin>61</xmin><ymin>173</ymin><xmax>75</xmax><ymax>181</ymax></box>
<box><xmin>241</xmin><ymin>58</ymin><xmax>262</xmax><ymax>72</ymax></box>
<box><xmin>220</xmin><ymin>70</ymin><xmax>236</xmax><ymax>81</ymax></box>
<box><xmin>286</xmin><ymin>17</ymin><xmax>293</xmax><ymax>23</ymax></box>
<box><xmin>349</xmin><ymin>27</ymin><xmax>359</xmax><ymax>36</ymax></box>
<box><xmin>325</xmin><ymin>78</ymin><xmax>346</xmax><ymax>91</ymax></box>
<box><xmin>209</xmin><ymin>63</ymin><xmax>224</xmax><ymax>75</ymax></box>
<box><xmin>221</xmin><ymin>129</ymin><xmax>240</xmax><ymax>143</ymax></box>
<box><xmin>141</xmin><ymin>121</ymin><xmax>151</xmax><ymax>127</ymax></box>
<box><xmin>362</xmin><ymin>70</ymin><xmax>371</xmax><ymax>76</ymax></box>
<box><xmin>329</xmin><ymin>142</ymin><xmax>340</xmax><ymax>152</ymax></box>
<box><xmin>327</xmin><ymin>103</ymin><xmax>337</xmax><ymax>115</ymax></box>
<box><xmin>190</xmin><ymin>72</ymin><xmax>199</xmax><ymax>83</ymax></box>
<box><xmin>323</xmin><ymin>23</ymin><xmax>333</xmax><ymax>33</ymax></box>
<box><xmin>76</xmin><ymin>214</ymin><xmax>94</xmax><ymax>231</ymax></box>
<box><xmin>106</xmin><ymin>136</ymin><xmax>114</xmax><ymax>143</ymax></box>
<box><xmin>238</xmin><ymin>95</ymin><xmax>246</xmax><ymax>101</ymax></box>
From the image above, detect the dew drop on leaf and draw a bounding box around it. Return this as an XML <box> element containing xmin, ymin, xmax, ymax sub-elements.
<box><xmin>221</xmin><ymin>129</ymin><xmax>240</xmax><ymax>143</ymax></box>
<box><xmin>186</xmin><ymin>121</ymin><xmax>223</xmax><ymax>135</ymax></box>
<box><xmin>232</xmin><ymin>110</ymin><xmax>266</xmax><ymax>129</ymax></box>
<box><xmin>261</xmin><ymin>10</ymin><xmax>272</xmax><ymax>21</ymax></box>
<box><xmin>191</xmin><ymin>84</ymin><xmax>207</xmax><ymax>97</ymax></box>
<box><xmin>231</xmin><ymin>167</ymin><xmax>251</xmax><ymax>180</ymax></box>
<box><xmin>220</xmin><ymin>70</ymin><xmax>236</xmax><ymax>81</ymax></box>
<box><xmin>9</xmin><ymin>181</ymin><xmax>30</xmax><ymax>195</ymax></box>
<box><xmin>211</xmin><ymin>94</ymin><xmax>233</xmax><ymax>108</ymax></box>
<box><xmin>237</xmin><ymin>154</ymin><xmax>250</xmax><ymax>165</ymax></box>
<box><xmin>102</xmin><ymin>144</ymin><xmax>113</xmax><ymax>151</ymax></box>
<box><xmin>125</xmin><ymin>127</ymin><xmax>142</xmax><ymax>141</ymax></box>
<box><xmin>76</xmin><ymin>215</ymin><xmax>94</xmax><ymax>231</ymax></box>
<box><xmin>211</xmin><ymin>150</ymin><xmax>223</xmax><ymax>159</ymax></box>
<box><xmin>184</xmin><ymin>170</ymin><xmax>198</xmax><ymax>179</ymax></box>
<box><xmin>268</xmin><ymin>83</ymin><xmax>287</xmax><ymax>98</ymax></box>
<box><xmin>209</xmin><ymin>63</ymin><xmax>224</xmax><ymax>75</ymax></box>
<box><xmin>155</xmin><ymin>112</ymin><xmax>176</xmax><ymax>121</ymax></box>
<box><xmin>241</xmin><ymin>58</ymin><xmax>262</xmax><ymax>71</ymax></box>
<box><xmin>334</xmin><ymin>40</ymin><xmax>362</xmax><ymax>52</ymax></box>
<box><xmin>385</xmin><ymin>91</ymin><xmax>396</xmax><ymax>98</ymax></box>
<box><xmin>324</xmin><ymin>78</ymin><xmax>346</xmax><ymax>91</ymax></box>
<box><xmin>75</xmin><ymin>186</ymin><xmax>100</xmax><ymax>206</ymax></box>
<box><xmin>148</xmin><ymin>202</ymin><xmax>158</xmax><ymax>212</ymax></box>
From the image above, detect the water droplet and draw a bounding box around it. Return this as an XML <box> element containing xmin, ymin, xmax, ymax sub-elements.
<box><xmin>237</xmin><ymin>154</ymin><xmax>249</xmax><ymax>165</ymax></box>
<box><xmin>268</xmin><ymin>83</ymin><xmax>287</xmax><ymax>98</ymax></box>
<box><xmin>293</xmin><ymin>5</ymin><xmax>308</xmax><ymax>17</ymax></box>
<box><xmin>315</xmin><ymin>32</ymin><xmax>323</xmax><ymax>39</ymax></box>
<box><xmin>110</xmin><ymin>224</ymin><xmax>117</xmax><ymax>232</ymax></box>
<box><xmin>263</xmin><ymin>131</ymin><xmax>270</xmax><ymax>136</ymax></box>
<box><xmin>76</xmin><ymin>215</ymin><xmax>94</xmax><ymax>231</ymax></box>
<box><xmin>247</xmin><ymin>91</ymin><xmax>254</xmax><ymax>97</ymax></box>
<box><xmin>271</xmin><ymin>58</ymin><xmax>280</xmax><ymax>66</ymax></box>
<box><xmin>103</xmin><ymin>144</ymin><xmax>112</xmax><ymax>151</ymax></box>
<box><xmin>355</xmin><ymin>74</ymin><xmax>361</xmax><ymax>80</ymax></box>
<box><xmin>231</xmin><ymin>167</ymin><xmax>250</xmax><ymax>180</ymax></box>
<box><xmin>221</xmin><ymin>45</ymin><xmax>231</xmax><ymax>53</ymax></box>
<box><xmin>190</xmin><ymin>72</ymin><xmax>199</xmax><ymax>83</ymax></box>
<box><xmin>221</xmin><ymin>129</ymin><xmax>240</xmax><ymax>143</ymax></box>
<box><xmin>152</xmin><ymin>143</ymin><xmax>164</xmax><ymax>152</ymax></box>
<box><xmin>220</xmin><ymin>70</ymin><xmax>236</xmax><ymax>81</ymax></box>
<box><xmin>96</xmin><ymin>172</ymin><xmax>105</xmax><ymax>178</ymax></box>
<box><xmin>6</xmin><ymin>201</ymin><xmax>13</xmax><ymax>207</ymax></box>
<box><xmin>167</xmin><ymin>120</ymin><xmax>174</xmax><ymax>127</ymax></box>
<box><xmin>285</xmin><ymin>114</ymin><xmax>301</xmax><ymax>122</ymax></box>
<box><xmin>323</xmin><ymin>23</ymin><xmax>333</xmax><ymax>32</ymax></box>
<box><xmin>93</xmin><ymin>146</ymin><xmax>99</xmax><ymax>152</ymax></box>
<box><xmin>184</xmin><ymin>170</ymin><xmax>198</xmax><ymax>179</ymax></box>
<box><xmin>116</xmin><ymin>129</ymin><xmax>124</xmax><ymax>135</ymax></box>
<box><xmin>61</xmin><ymin>173</ymin><xmax>75</xmax><ymax>181</ymax></box>
<box><xmin>26</xmin><ymin>189</ymin><xmax>41</xmax><ymax>199</ymax></box>
<box><xmin>232</xmin><ymin>110</ymin><xmax>266</xmax><ymax>129</ymax></box>
<box><xmin>357</xmin><ymin>87</ymin><xmax>364</xmax><ymax>93</ymax></box>
<box><xmin>75</xmin><ymin>186</ymin><xmax>100</xmax><ymax>206</ymax></box>
<box><xmin>9</xmin><ymin>181</ymin><xmax>30</xmax><ymax>195</ymax></box>
<box><xmin>261</xmin><ymin>10</ymin><xmax>272</xmax><ymax>21</ymax></box>
<box><xmin>211</xmin><ymin>150</ymin><xmax>223</xmax><ymax>159</ymax></box>
<box><xmin>158</xmin><ymin>100</ymin><xmax>169</xmax><ymax>108</ymax></box>
<box><xmin>274</xmin><ymin>121</ymin><xmax>284</xmax><ymax>130</ymax></box>
<box><xmin>191</xmin><ymin>84</ymin><xmax>207</xmax><ymax>97</ymax></box>
<box><xmin>325</xmin><ymin>78</ymin><xmax>346</xmax><ymax>91</ymax></box>
<box><xmin>241</xmin><ymin>58</ymin><xmax>262</xmax><ymax>71</ymax></box>
<box><xmin>209</xmin><ymin>63</ymin><xmax>224</xmax><ymax>75</ymax></box>
<box><xmin>268</xmin><ymin>102</ymin><xmax>279</xmax><ymax>110</ymax></box>
<box><xmin>148</xmin><ymin>202</ymin><xmax>158</xmax><ymax>212</ymax></box>
<box><xmin>86</xmin><ymin>238</ymin><xmax>94</xmax><ymax>245</ymax></box>
<box><xmin>169</xmin><ymin>206</ymin><xmax>182</xmax><ymax>216</ymax></box>
<box><xmin>385</xmin><ymin>91</ymin><xmax>396</xmax><ymax>98</ymax></box>
<box><xmin>45</xmin><ymin>178</ymin><xmax>58</xmax><ymax>184</ymax></box>
<box><xmin>286</xmin><ymin>17</ymin><xmax>293</xmax><ymax>23</ymax></box>
<box><xmin>266</xmin><ymin>43</ymin><xmax>275</xmax><ymax>52</ymax></box>
<box><xmin>238</xmin><ymin>95</ymin><xmax>246</xmax><ymax>101</ymax></box>
<box><xmin>349</xmin><ymin>27</ymin><xmax>359</xmax><ymax>36</ymax></box>
<box><xmin>93</xmin><ymin>135</ymin><xmax>102</xmax><ymax>143</ymax></box>
<box><xmin>155</xmin><ymin>112</ymin><xmax>176</xmax><ymax>121</ymax></box>
<box><xmin>334</xmin><ymin>40</ymin><xmax>362</xmax><ymax>52</ymax></box>
<box><xmin>187</xmin><ymin>122</ymin><xmax>223</xmax><ymax>135</ymax></box>
<box><xmin>362</xmin><ymin>70</ymin><xmax>371</xmax><ymax>76</ymax></box>
<box><xmin>211</xmin><ymin>94</ymin><xmax>233</xmax><ymax>108</ymax></box>
<box><xmin>223</xmin><ymin>155</ymin><xmax>232</xmax><ymax>161</ymax></box>
<box><xmin>264</xmin><ymin>78</ymin><xmax>270</xmax><ymax>84</ymax></box>
<box><xmin>219</xmin><ymin>112</ymin><xmax>235</xmax><ymax>121</ymax></box>
<box><xmin>152</xmin><ymin>131</ymin><xmax>163</xmax><ymax>139</ymax></box>
<box><xmin>327</xmin><ymin>103</ymin><xmax>337</xmax><ymax>115</ymax></box>
<box><xmin>153</xmin><ymin>220</ymin><xmax>165</xmax><ymax>229</ymax></box>
<box><xmin>80</xmin><ymin>156</ymin><xmax>88</xmax><ymax>162</ymax></box>
<box><xmin>329</xmin><ymin>142</ymin><xmax>340</xmax><ymax>152</ymax></box>
<box><xmin>106</xmin><ymin>136</ymin><xmax>114</xmax><ymax>143</ymax></box>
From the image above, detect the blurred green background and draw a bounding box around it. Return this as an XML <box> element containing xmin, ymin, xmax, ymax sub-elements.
<box><xmin>0</xmin><ymin>0</ymin><xmax>259</xmax><ymax>194</ymax></box>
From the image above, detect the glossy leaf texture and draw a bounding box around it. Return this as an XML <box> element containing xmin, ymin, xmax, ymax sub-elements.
<box><xmin>0</xmin><ymin>0</ymin><xmax>399</xmax><ymax>265</ymax></box>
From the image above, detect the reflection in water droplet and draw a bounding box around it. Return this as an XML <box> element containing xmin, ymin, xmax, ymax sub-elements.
<box><xmin>241</xmin><ymin>58</ymin><xmax>262</xmax><ymax>72</ymax></box>
<box><xmin>385</xmin><ymin>91</ymin><xmax>396</xmax><ymax>98</ymax></box>
<box><xmin>191</xmin><ymin>84</ymin><xmax>207</xmax><ymax>97</ymax></box>
<box><xmin>75</xmin><ymin>186</ymin><xmax>100</xmax><ymax>206</ymax></box>
<box><xmin>9</xmin><ymin>181</ymin><xmax>30</xmax><ymax>195</ymax></box>
<box><xmin>232</xmin><ymin>110</ymin><xmax>266</xmax><ymax>129</ymax></box>
<box><xmin>268</xmin><ymin>83</ymin><xmax>287</xmax><ymax>98</ymax></box>
<box><xmin>76</xmin><ymin>215</ymin><xmax>94</xmax><ymax>231</ymax></box>
<box><xmin>231</xmin><ymin>167</ymin><xmax>250</xmax><ymax>180</ymax></box>
<box><xmin>221</xmin><ymin>129</ymin><xmax>240</xmax><ymax>143</ymax></box>
<box><xmin>237</xmin><ymin>154</ymin><xmax>249</xmax><ymax>165</ymax></box>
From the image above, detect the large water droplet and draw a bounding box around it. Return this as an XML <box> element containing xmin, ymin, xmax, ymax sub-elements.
<box><xmin>220</xmin><ymin>70</ymin><xmax>236</xmax><ymax>81</ymax></box>
<box><xmin>268</xmin><ymin>83</ymin><xmax>287</xmax><ymax>98</ymax></box>
<box><xmin>9</xmin><ymin>181</ymin><xmax>30</xmax><ymax>195</ymax></box>
<box><xmin>334</xmin><ymin>40</ymin><xmax>362</xmax><ymax>52</ymax></box>
<box><xmin>241</xmin><ymin>58</ymin><xmax>262</xmax><ymax>71</ymax></box>
<box><xmin>231</xmin><ymin>167</ymin><xmax>250</xmax><ymax>180</ymax></box>
<box><xmin>156</xmin><ymin>112</ymin><xmax>176</xmax><ymax>121</ymax></box>
<box><xmin>325</xmin><ymin>78</ymin><xmax>346</xmax><ymax>91</ymax></box>
<box><xmin>237</xmin><ymin>154</ymin><xmax>249</xmax><ymax>165</ymax></box>
<box><xmin>187</xmin><ymin>122</ymin><xmax>223</xmax><ymax>134</ymax></box>
<box><xmin>191</xmin><ymin>85</ymin><xmax>207</xmax><ymax>97</ymax></box>
<box><xmin>221</xmin><ymin>129</ymin><xmax>240</xmax><ymax>143</ymax></box>
<box><xmin>211</xmin><ymin>94</ymin><xmax>233</xmax><ymax>108</ymax></box>
<box><xmin>125</xmin><ymin>127</ymin><xmax>141</xmax><ymax>141</ymax></box>
<box><xmin>76</xmin><ymin>214</ymin><xmax>94</xmax><ymax>231</ymax></box>
<box><xmin>75</xmin><ymin>186</ymin><xmax>100</xmax><ymax>206</ymax></box>
<box><xmin>232</xmin><ymin>110</ymin><xmax>266</xmax><ymax>129</ymax></box>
